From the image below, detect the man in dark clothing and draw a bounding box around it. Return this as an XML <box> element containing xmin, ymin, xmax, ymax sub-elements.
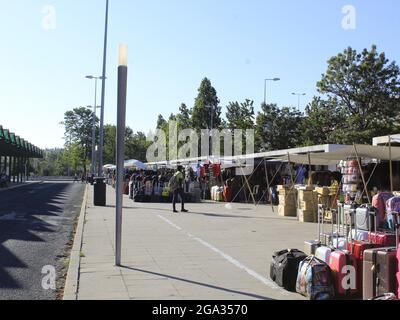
<box><xmin>171</xmin><ymin>165</ymin><xmax>188</xmax><ymax>213</ymax></box>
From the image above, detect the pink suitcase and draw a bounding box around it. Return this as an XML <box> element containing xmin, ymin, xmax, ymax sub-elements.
<box><xmin>329</xmin><ymin>250</ymin><xmax>358</xmax><ymax>296</ymax></box>
<box><xmin>397</xmin><ymin>273</ymin><xmax>400</xmax><ymax>299</ymax></box>
<box><xmin>372</xmin><ymin>192</ymin><xmax>393</xmax><ymax>228</ymax></box>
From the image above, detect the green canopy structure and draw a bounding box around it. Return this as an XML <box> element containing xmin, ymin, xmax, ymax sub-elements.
<box><xmin>0</xmin><ymin>124</ymin><xmax>43</xmax><ymax>184</ymax></box>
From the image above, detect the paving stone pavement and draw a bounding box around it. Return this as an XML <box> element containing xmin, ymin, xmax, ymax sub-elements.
<box><xmin>77</xmin><ymin>185</ymin><xmax>318</xmax><ymax>300</ymax></box>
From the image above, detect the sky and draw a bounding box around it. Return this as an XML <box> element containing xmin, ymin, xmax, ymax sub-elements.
<box><xmin>0</xmin><ymin>0</ymin><xmax>400</xmax><ymax>149</ymax></box>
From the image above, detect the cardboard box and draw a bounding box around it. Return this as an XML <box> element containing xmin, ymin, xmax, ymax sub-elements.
<box><xmin>298</xmin><ymin>191</ymin><xmax>318</xmax><ymax>202</ymax></box>
<box><xmin>278</xmin><ymin>205</ymin><xmax>297</xmax><ymax>217</ymax></box>
<box><xmin>316</xmin><ymin>187</ymin><xmax>330</xmax><ymax>196</ymax></box>
<box><xmin>298</xmin><ymin>200</ymin><xmax>318</xmax><ymax>211</ymax></box>
<box><xmin>279</xmin><ymin>195</ymin><xmax>297</xmax><ymax>207</ymax></box>
<box><xmin>298</xmin><ymin>209</ymin><xmax>316</xmax><ymax>223</ymax></box>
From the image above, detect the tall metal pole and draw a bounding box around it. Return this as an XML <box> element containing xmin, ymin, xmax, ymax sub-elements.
<box><xmin>389</xmin><ymin>135</ymin><xmax>394</xmax><ymax>193</ymax></box>
<box><xmin>91</xmin><ymin>78</ymin><xmax>98</xmax><ymax>175</ymax></box>
<box><xmin>116</xmin><ymin>44</ymin><xmax>128</xmax><ymax>267</ymax></box>
<box><xmin>98</xmin><ymin>0</ymin><xmax>109</xmax><ymax>177</ymax></box>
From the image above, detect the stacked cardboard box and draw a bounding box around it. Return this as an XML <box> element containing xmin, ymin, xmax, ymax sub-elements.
<box><xmin>278</xmin><ymin>185</ymin><xmax>297</xmax><ymax>217</ymax></box>
<box><xmin>297</xmin><ymin>187</ymin><xmax>319</xmax><ymax>223</ymax></box>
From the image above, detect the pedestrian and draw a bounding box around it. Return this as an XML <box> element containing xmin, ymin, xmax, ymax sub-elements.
<box><xmin>170</xmin><ymin>165</ymin><xmax>188</xmax><ymax>213</ymax></box>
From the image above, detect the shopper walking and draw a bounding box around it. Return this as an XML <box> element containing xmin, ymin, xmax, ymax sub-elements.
<box><xmin>170</xmin><ymin>165</ymin><xmax>188</xmax><ymax>213</ymax></box>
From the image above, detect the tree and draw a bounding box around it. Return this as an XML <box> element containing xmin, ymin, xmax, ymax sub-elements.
<box><xmin>255</xmin><ymin>103</ymin><xmax>303</xmax><ymax>151</ymax></box>
<box><xmin>176</xmin><ymin>103</ymin><xmax>191</xmax><ymax>130</ymax></box>
<box><xmin>103</xmin><ymin>124</ymin><xmax>117</xmax><ymax>165</ymax></box>
<box><xmin>226</xmin><ymin>99</ymin><xmax>255</xmax><ymax>131</ymax></box>
<box><xmin>317</xmin><ymin>45</ymin><xmax>400</xmax><ymax>144</ymax></box>
<box><xmin>156</xmin><ymin>114</ymin><xmax>167</xmax><ymax>129</ymax></box>
<box><xmin>103</xmin><ymin>124</ymin><xmax>150</xmax><ymax>163</ymax></box>
<box><xmin>300</xmin><ymin>97</ymin><xmax>345</xmax><ymax>146</ymax></box>
<box><xmin>61</xmin><ymin>107</ymin><xmax>98</xmax><ymax>176</ymax></box>
<box><xmin>191</xmin><ymin>78</ymin><xmax>222</xmax><ymax>130</ymax></box>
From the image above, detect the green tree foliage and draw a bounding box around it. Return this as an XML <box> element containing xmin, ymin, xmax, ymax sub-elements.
<box><xmin>103</xmin><ymin>124</ymin><xmax>150</xmax><ymax>163</ymax></box>
<box><xmin>226</xmin><ymin>99</ymin><xmax>255</xmax><ymax>131</ymax></box>
<box><xmin>61</xmin><ymin>107</ymin><xmax>98</xmax><ymax>175</ymax></box>
<box><xmin>191</xmin><ymin>78</ymin><xmax>222</xmax><ymax>130</ymax></box>
<box><xmin>255</xmin><ymin>103</ymin><xmax>303</xmax><ymax>151</ymax></box>
<box><xmin>317</xmin><ymin>45</ymin><xmax>400</xmax><ymax>144</ymax></box>
<box><xmin>301</xmin><ymin>97</ymin><xmax>345</xmax><ymax>146</ymax></box>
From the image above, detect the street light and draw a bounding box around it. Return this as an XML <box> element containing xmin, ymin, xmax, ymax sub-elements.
<box><xmin>98</xmin><ymin>0</ymin><xmax>109</xmax><ymax>177</ymax></box>
<box><xmin>264</xmin><ymin>78</ymin><xmax>280</xmax><ymax>105</ymax></box>
<box><xmin>292</xmin><ymin>92</ymin><xmax>306</xmax><ymax>111</ymax></box>
<box><xmin>116</xmin><ymin>44</ymin><xmax>128</xmax><ymax>267</ymax></box>
<box><xmin>86</xmin><ymin>75</ymin><xmax>105</xmax><ymax>175</ymax></box>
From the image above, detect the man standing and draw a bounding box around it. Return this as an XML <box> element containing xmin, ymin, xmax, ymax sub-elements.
<box><xmin>171</xmin><ymin>165</ymin><xmax>188</xmax><ymax>213</ymax></box>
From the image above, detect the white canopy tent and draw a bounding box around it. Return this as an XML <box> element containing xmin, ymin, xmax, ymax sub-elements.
<box><xmin>274</xmin><ymin>144</ymin><xmax>400</xmax><ymax>165</ymax></box>
<box><xmin>124</xmin><ymin>159</ymin><xmax>147</xmax><ymax>170</ymax></box>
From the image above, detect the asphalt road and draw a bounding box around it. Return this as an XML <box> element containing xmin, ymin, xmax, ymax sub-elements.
<box><xmin>0</xmin><ymin>182</ymin><xmax>85</xmax><ymax>300</ymax></box>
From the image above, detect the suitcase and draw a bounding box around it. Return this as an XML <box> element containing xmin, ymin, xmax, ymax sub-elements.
<box><xmin>363</xmin><ymin>247</ymin><xmax>399</xmax><ymax>300</ymax></box>
<box><xmin>304</xmin><ymin>240</ymin><xmax>321</xmax><ymax>256</ymax></box>
<box><xmin>372</xmin><ymin>192</ymin><xmax>393</xmax><ymax>228</ymax></box>
<box><xmin>296</xmin><ymin>256</ymin><xmax>335</xmax><ymax>300</ymax></box>
<box><xmin>355</xmin><ymin>205</ymin><xmax>376</xmax><ymax>231</ymax></box>
<box><xmin>315</xmin><ymin>246</ymin><xmax>333</xmax><ymax>265</ymax></box>
<box><xmin>363</xmin><ymin>212</ymin><xmax>399</xmax><ymax>300</ymax></box>
<box><xmin>329</xmin><ymin>250</ymin><xmax>358</xmax><ymax>296</ymax></box>
<box><xmin>349</xmin><ymin>229</ymin><xmax>369</xmax><ymax>242</ymax></box>
<box><xmin>397</xmin><ymin>273</ymin><xmax>400</xmax><ymax>299</ymax></box>
<box><xmin>223</xmin><ymin>186</ymin><xmax>232</xmax><ymax>202</ymax></box>
<box><xmin>270</xmin><ymin>249</ymin><xmax>307</xmax><ymax>292</ymax></box>
<box><xmin>369</xmin><ymin>231</ymin><xmax>396</xmax><ymax>247</ymax></box>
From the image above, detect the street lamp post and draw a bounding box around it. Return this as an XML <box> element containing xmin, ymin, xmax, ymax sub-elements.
<box><xmin>115</xmin><ymin>44</ymin><xmax>128</xmax><ymax>267</ymax></box>
<box><xmin>86</xmin><ymin>75</ymin><xmax>104</xmax><ymax>175</ymax></box>
<box><xmin>292</xmin><ymin>92</ymin><xmax>306</xmax><ymax>111</ymax></box>
<box><xmin>98</xmin><ymin>0</ymin><xmax>109</xmax><ymax>177</ymax></box>
<box><xmin>264</xmin><ymin>78</ymin><xmax>280</xmax><ymax>105</ymax></box>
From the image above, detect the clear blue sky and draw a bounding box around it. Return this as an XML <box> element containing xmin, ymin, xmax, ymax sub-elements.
<box><xmin>1</xmin><ymin>0</ymin><xmax>399</xmax><ymax>149</ymax></box>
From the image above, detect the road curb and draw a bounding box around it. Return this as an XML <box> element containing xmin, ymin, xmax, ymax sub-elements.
<box><xmin>0</xmin><ymin>181</ymin><xmax>42</xmax><ymax>192</ymax></box>
<box><xmin>63</xmin><ymin>184</ymin><xmax>88</xmax><ymax>300</ymax></box>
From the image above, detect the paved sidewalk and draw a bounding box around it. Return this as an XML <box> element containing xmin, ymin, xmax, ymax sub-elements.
<box><xmin>74</xmin><ymin>185</ymin><xmax>318</xmax><ymax>300</ymax></box>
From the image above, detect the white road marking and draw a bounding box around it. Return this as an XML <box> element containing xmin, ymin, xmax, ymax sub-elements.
<box><xmin>157</xmin><ymin>214</ymin><xmax>283</xmax><ymax>292</ymax></box>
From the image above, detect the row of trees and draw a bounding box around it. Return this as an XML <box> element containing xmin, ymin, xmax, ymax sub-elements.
<box><xmin>156</xmin><ymin>45</ymin><xmax>400</xmax><ymax>154</ymax></box>
<box><xmin>40</xmin><ymin>45</ymin><xmax>400</xmax><ymax>176</ymax></box>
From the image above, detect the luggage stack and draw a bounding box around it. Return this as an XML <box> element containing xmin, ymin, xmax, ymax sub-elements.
<box><xmin>341</xmin><ymin>160</ymin><xmax>361</xmax><ymax>203</ymax></box>
<box><xmin>275</xmin><ymin>193</ymin><xmax>400</xmax><ymax>300</ymax></box>
<box><xmin>278</xmin><ymin>185</ymin><xmax>297</xmax><ymax>217</ymax></box>
<box><xmin>297</xmin><ymin>186</ymin><xmax>318</xmax><ymax>223</ymax></box>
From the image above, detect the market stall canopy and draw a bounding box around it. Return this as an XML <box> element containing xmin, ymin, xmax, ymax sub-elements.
<box><xmin>274</xmin><ymin>144</ymin><xmax>400</xmax><ymax>165</ymax></box>
<box><xmin>103</xmin><ymin>164</ymin><xmax>116</xmax><ymax>170</ymax></box>
<box><xmin>124</xmin><ymin>159</ymin><xmax>147</xmax><ymax>170</ymax></box>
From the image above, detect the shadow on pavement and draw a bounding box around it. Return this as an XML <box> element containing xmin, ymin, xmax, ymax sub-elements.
<box><xmin>120</xmin><ymin>265</ymin><xmax>273</xmax><ymax>300</ymax></box>
<box><xmin>0</xmin><ymin>183</ymin><xmax>72</xmax><ymax>289</ymax></box>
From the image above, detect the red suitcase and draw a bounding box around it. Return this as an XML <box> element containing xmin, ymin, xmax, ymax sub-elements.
<box><xmin>329</xmin><ymin>250</ymin><xmax>358</xmax><ymax>296</ymax></box>
<box><xmin>369</xmin><ymin>231</ymin><xmax>396</xmax><ymax>247</ymax></box>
